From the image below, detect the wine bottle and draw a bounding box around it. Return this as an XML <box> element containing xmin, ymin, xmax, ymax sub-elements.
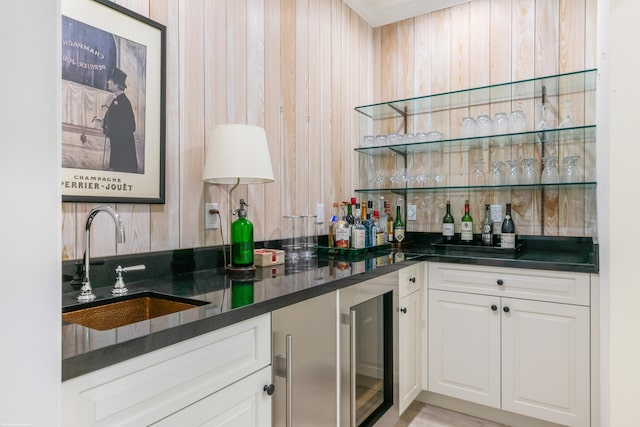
<box><xmin>328</xmin><ymin>202</ymin><xmax>338</xmax><ymax>247</ymax></box>
<box><xmin>442</xmin><ymin>200</ymin><xmax>455</xmax><ymax>242</ymax></box>
<box><xmin>481</xmin><ymin>204</ymin><xmax>493</xmax><ymax>246</ymax></box>
<box><xmin>393</xmin><ymin>205</ymin><xmax>405</xmax><ymax>243</ymax></box>
<box><xmin>374</xmin><ymin>210</ymin><xmax>385</xmax><ymax>246</ymax></box>
<box><xmin>335</xmin><ymin>202</ymin><xmax>350</xmax><ymax>248</ymax></box>
<box><xmin>364</xmin><ymin>201</ymin><xmax>374</xmax><ymax>248</ymax></box>
<box><xmin>351</xmin><ymin>203</ymin><xmax>365</xmax><ymax>249</ymax></box>
<box><xmin>460</xmin><ymin>199</ymin><xmax>473</xmax><ymax>244</ymax></box>
<box><xmin>346</xmin><ymin>198</ymin><xmax>355</xmax><ymax>226</ymax></box>
<box><xmin>385</xmin><ymin>201</ymin><xmax>394</xmax><ymax>243</ymax></box>
<box><xmin>501</xmin><ymin>203</ymin><xmax>516</xmax><ymax>249</ymax></box>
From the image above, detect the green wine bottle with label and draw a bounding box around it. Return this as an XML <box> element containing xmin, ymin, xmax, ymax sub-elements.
<box><xmin>460</xmin><ymin>199</ymin><xmax>473</xmax><ymax>244</ymax></box>
<box><xmin>393</xmin><ymin>205</ymin><xmax>405</xmax><ymax>243</ymax></box>
<box><xmin>442</xmin><ymin>200</ymin><xmax>455</xmax><ymax>242</ymax></box>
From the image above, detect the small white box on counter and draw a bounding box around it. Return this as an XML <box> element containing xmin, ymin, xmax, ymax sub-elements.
<box><xmin>254</xmin><ymin>249</ymin><xmax>285</xmax><ymax>266</ymax></box>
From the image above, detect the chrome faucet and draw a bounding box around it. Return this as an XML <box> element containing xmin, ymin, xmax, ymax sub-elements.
<box><xmin>77</xmin><ymin>206</ymin><xmax>126</xmax><ymax>302</ymax></box>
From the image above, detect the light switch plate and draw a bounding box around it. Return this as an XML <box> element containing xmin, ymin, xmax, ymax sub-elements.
<box><xmin>407</xmin><ymin>204</ymin><xmax>416</xmax><ymax>221</ymax></box>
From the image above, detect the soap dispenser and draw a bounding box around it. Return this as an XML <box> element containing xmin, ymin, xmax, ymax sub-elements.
<box><xmin>231</xmin><ymin>198</ymin><xmax>254</xmax><ymax>268</ymax></box>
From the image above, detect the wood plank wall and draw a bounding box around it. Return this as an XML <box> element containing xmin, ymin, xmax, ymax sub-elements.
<box><xmin>61</xmin><ymin>0</ymin><xmax>597</xmax><ymax>261</ymax></box>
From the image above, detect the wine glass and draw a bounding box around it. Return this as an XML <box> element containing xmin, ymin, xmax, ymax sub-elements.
<box><xmin>493</xmin><ymin>112</ymin><xmax>509</xmax><ymax>135</ymax></box>
<box><xmin>541</xmin><ymin>156</ymin><xmax>560</xmax><ymax>184</ymax></box>
<box><xmin>461</xmin><ymin>117</ymin><xmax>477</xmax><ymax>138</ymax></box>
<box><xmin>561</xmin><ymin>155</ymin><xmax>582</xmax><ymax>183</ymax></box>
<box><xmin>521</xmin><ymin>158</ymin><xmax>540</xmax><ymax>185</ymax></box>
<box><xmin>477</xmin><ymin>115</ymin><xmax>493</xmax><ymax>137</ymax></box>
<box><xmin>558</xmin><ymin>99</ymin><xmax>575</xmax><ymax>128</ymax></box>
<box><xmin>489</xmin><ymin>160</ymin><xmax>505</xmax><ymax>186</ymax></box>
<box><xmin>536</xmin><ymin>102</ymin><xmax>557</xmax><ymax>130</ymax></box>
<box><xmin>504</xmin><ymin>160</ymin><xmax>522</xmax><ymax>185</ymax></box>
<box><xmin>509</xmin><ymin>110</ymin><xmax>527</xmax><ymax>133</ymax></box>
<box><xmin>470</xmin><ymin>161</ymin><xmax>484</xmax><ymax>186</ymax></box>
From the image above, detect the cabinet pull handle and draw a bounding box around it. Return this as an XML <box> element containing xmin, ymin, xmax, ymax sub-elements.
<box><xmin>286</xmin><ymin>334</ymin><xmax>292</xmax><ymax>427</ymax></box>
<box><xmin>497</xmin><ymin>279</ymin><xmax>504</xmax><ymax>286</ymax></box>
<box><xmin>350</xmin><ymin>309</ymin><xmax>357</xmax><ymax>427</ymax></box>
<box><xmin>491</xmin><ymin>304</ymin><xmax>498</xmax><ymax>311</ymax></box>
<box><xmin>263</xmin><ymin>384</ymin><xmax>275</xmax><ymax>395</ymax></box>
<box><xmin>409</xmin><ymin>276</ymin><xmax>416</xmax><ymax>283</ymax></box>
<box><xmin>400</xmin><ymin>307</ymin><xmax>407</xmax><ymax>314</ymax></box>
<box><xmin>503</xmin><ymin>306</ymin><xmax>510</xmax><ymax>313</ymax></box>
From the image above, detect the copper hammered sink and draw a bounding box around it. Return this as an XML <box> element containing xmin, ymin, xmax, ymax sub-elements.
<box><xmin>62</xmin><ymin>292</ymin><xmax>209</xmax><ymax>331</ymax></box>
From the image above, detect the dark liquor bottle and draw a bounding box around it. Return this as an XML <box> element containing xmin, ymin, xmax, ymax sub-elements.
<box><xmin>481</xmin><ymin>204</ymin><xmax>493</xmax><ymax>246</ymax></box>
<box><xmin>501</xmin><ymin>203</ymin><xmax>516</xmax><ymax>249</ymax></box>
<box><xmin>442</xmin><ymin>200</ymin><xmax>455</xmax><ymax>242</ymax></box>
<box><xmin>364</xmin><ymin>201</ymin><xmax>374</xmax><ymax>248</ymax></box>
<box><xmin>460</xmin><ymin>199</ymin><xmax>473</xmax><ymax>244</ymax></box>
<box><xmin>393</xmin><ymin>205</ymin><xmax>405</xmax><ymax>243</ymax></box>
<box><xmin>346</xmin><ymin>198</ymin><xmax>355</xmax><ymax>226</ymax></box>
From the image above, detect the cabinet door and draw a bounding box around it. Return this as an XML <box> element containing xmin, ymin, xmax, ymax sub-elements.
<box><xmin>152</xmin><ymin>365</ymin><xmax>272</xmax><ymax>426</ymax></box>
<box><xmin>399</xmin><ymin>289</ymin><xmax>421</xmax><ymax>414</ymax></box>
<box><xmin>501</xmin><ymin>298</ymin><xmax>590</xmax><ymax>427</ymax></box>
<box><xmin>428</xmin><ymin>290</ymin><xmax>501</xmax><ymax>408</ymax></box>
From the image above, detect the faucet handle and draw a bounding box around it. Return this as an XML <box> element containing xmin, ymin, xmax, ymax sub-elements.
<box><xmin>112</xmin><ymin>264</ymin><xmax>146</xmax><ymax>295</ymax></box>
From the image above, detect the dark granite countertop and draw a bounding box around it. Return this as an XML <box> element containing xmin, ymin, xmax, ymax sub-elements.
<box><xmin>61</xmin><ymin>234</ymin><xmax>597</xmax><ymax>381</ymax></box>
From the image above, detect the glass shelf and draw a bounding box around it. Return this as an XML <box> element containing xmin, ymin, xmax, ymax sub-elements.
<box><xmin>354</xmin><ymin>126</ymin><xmax>596</xmax><ymax>156</ymax></box>
<box><xmin>354</xmin><ymin>182</ymin><xmax>597</xmax><ymax>194</ymax></box>
<box><xmin>355</xmin><ymin>69</ymin><xmax>597</xmax><ymax>120</ymax></box>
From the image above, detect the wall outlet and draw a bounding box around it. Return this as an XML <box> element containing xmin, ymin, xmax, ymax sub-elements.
<box><xmin>205</xmin><ymin>203</ymin><xmax>219</xmax><ymax>229</ymax></box>
<box><xmin>407</xmin><ymin>204</ymin><xmax>417</xmax><ymax>221</ymax></box>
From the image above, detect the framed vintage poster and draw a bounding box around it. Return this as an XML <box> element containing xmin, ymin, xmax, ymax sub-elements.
<box><xmin>61</xmin><ymin>0</ymin><xmax>166</xmax><ymax>203</ymax></box>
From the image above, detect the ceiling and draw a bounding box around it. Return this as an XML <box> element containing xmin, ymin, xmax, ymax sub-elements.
<box><xmin>342</xmin><ymin>0</ymin><xmax>470</xmax><ymax>27</ymax></box>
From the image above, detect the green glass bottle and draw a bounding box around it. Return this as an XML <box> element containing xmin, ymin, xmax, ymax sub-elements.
<box><xmin>393</xmin><ymin>205</ymin><xmax>405</xmax><ymax>243</ymax></box>
<box><xmin>231</xmin><ymin>199</ymin><xmax>254</xmax><ymax>267</ymax></box>
<box><xmin>460</xmin><ymin>199</ymin><xmax>474</xmax><ymax>244</ymax></box>
<box><xmin>231</xmin><ymin>279</ymin><xmax>254</xmax><ymax>308</ymax></box>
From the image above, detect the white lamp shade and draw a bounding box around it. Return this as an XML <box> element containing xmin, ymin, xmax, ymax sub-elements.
<box><xmin>203</xmin><ymin>124</ymin><xmax>275</xmax><ymax>184</ymax></box>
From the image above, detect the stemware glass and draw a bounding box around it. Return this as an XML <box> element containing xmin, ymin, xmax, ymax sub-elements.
<box><xmin>521</xmin><ymin>158</ymin><xmax>540</xmax><ymax>185</ymax></box>
<box><xmin>493</xmin><ymin>112</ymin><xmax>509</xmax><ymax>135</ymax></box>
<box><xmin>536</xmin><ymin>102</ymin><xmax>557</xmax><ymax>131</ymax></box>
<box><xmin>362</xmin><ymin>135</ymin><xmax>374</xmax><ymax>147</ymax></box>
<box><xmin>558</xmin><ymin>99</ymin><xmax>575</xmax><ymax>128</ymax></box>
<box><xmin>541</xmin><ymin>156</ymin><xmax>560</xmax><ymax>184</ymax></box>
<box><xmin>488</xmin><ymin>160</ymin><xmax>505</xmax><ymax>186</ymax></box>
<box><xmin>470</xmin><ymin>161</ymin><xmax>484</xmax><ymax>186</ymax></box>
<box><xmin>386</xmin><ymin>133</ymin><xmax>399</xmax><ymax>145</ymax></box>
<box><xmin>477</xmin><ymin>115</ymin><xmax>493</xmax><ymax>137</ymax></box>
<box><xmin>461</xmin><ymin>117</ymin><xmax>477</xmax><ymax>138</ymax></box>
<box><xmin>561</xmin><ymin>155</ymin><xmax>582</xmax><ymax>183</ymax></box>
<box><xmin>426</xmin><ymin>131</ymin><xmax>443</xmax><ymax>142</ymax></box>
<box><xmin>509</xmin><ymin>110</ymin><xmax>527</xmax><ymax>133</ymax></box>
<box><xmin>504</xmin><ymin>160</ymin><xmax>522</xmax><ymax>185</ymax></box>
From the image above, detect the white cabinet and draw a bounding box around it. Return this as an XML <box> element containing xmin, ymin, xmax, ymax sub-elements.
<box><xmin>398</xmin><ymin>264</ymin><xmax>422</xmax><ymax>414</ymax></box>
<box><xmin>152</xmin><ymin>365</ymin><xmax>272</xmax><ymax>426</ymax></box>
<box><xmin>428</xmin><ymin>290</ymin><xmax>501</xmax><ymax>408</ymax></box>
<box><xmin>62</xmin><ymin>314</ymin><xmax>272</xmax><ymax>427</ymax></box>
<box><xmin>427</xmin><ymin>263</ymin><xmax>591</xmax><ymax>427</ymax></box>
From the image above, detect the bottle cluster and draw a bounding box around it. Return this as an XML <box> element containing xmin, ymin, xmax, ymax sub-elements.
<box><xmin>442</xmin><ymin>200</ymin><xmax>516</xmax><ymax>249</ymax></box>
<box><xmin>328</xmin><ymin>197</ymin><xmax>405</xmax><ymax>249</ymax></box>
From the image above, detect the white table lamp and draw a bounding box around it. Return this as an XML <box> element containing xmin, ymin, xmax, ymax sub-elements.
<box><xmin>203</xmin><ymin>124</ymin><xmax>274</xmax><ymax>272</ymax></box>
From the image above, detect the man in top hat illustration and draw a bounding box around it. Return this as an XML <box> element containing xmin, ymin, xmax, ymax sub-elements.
<box><xmin>102</xmin><ymin>67</ymin><xmax>139</xmax><ymax>173</ymax></box>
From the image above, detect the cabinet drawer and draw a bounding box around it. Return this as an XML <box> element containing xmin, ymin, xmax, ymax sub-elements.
<box><xmin>62</xmin><ymin>314</ymin><xmax>271</xmax><ymax>427</ymax></box>
<box><xmin>428</xmin><ymin>263</ymin><xmax>590</xmax><ymax>305</ymax></box>
<box><xmin>399</xmin><ymin>263</ymin><xmax>421</xmax><ymax>298</ymax></box>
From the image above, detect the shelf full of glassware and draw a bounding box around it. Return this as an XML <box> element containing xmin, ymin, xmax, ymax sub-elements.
<box><xmin>354</xmin><ymin>69</ymin><xmax>597</xmax><ymax>236</ymax></box>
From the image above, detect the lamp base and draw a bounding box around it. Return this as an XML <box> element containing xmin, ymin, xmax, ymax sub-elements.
<box><xmin>225</xmin><ymin>264</ymin><xmax>256</xmax><ymax>278</ymax></box>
